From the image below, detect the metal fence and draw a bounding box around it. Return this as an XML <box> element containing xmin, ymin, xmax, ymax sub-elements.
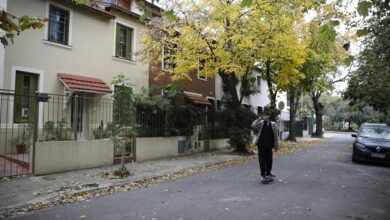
<box><xmin>0</xmin><ymin>89</ymin><xmax>230</xmax><ymax>177</ymax></box>
<box><xmin>39</xmin><ymin>94</ymin><xmax>113</xmax><ymax>142</ymax></box>
<box><xmin>0</xmin><ymin>90</ymin><xmax>35</xmax><ymax>177</ymax></box>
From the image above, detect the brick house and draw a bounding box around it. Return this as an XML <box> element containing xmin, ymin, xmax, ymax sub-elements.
<box><xmin>149</xmin><ymin>57</ymin><xmax>216</xmax><ymax>124</ymax></box>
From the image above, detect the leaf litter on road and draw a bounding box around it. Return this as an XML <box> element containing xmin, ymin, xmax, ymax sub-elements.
<box><xmin>2</xmin><ymin>138</ymin><xmax>322</xmax><ymax>219</ymax></box>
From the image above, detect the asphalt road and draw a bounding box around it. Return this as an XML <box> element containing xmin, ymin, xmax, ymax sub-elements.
<box><xmin>14</xmin><ymin>133</ymin><xmax>390</xmax><ymax>220</ymax></box>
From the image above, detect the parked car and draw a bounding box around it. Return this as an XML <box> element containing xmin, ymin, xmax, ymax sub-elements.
<box><xmin>351</xmin><ymin>123</ymin><xmax>390</xmax><ymax>164</ymax></box>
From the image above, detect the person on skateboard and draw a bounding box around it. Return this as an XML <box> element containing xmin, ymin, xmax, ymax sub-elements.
<box><xmin>251</xmin><ymin>109</ymin><xmax>279</xmax><ymax>184</ymax></box>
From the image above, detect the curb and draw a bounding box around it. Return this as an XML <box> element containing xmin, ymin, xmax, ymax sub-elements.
<box><xmin>0</xmin><ymin>155</ymin><xmax>249</xmax><ymax>219</ymax></box>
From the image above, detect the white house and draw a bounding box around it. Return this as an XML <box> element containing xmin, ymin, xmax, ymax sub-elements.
<box><xmin>0</xmin><ymin>0</ymin><xmax>158</xmax><ymax>168</ymax></box>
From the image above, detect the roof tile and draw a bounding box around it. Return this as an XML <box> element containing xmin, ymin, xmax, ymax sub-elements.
<box><xmin>58</xmin><ymin>73</ymin><xmax>112</xmax><ymax>93</ymax></box>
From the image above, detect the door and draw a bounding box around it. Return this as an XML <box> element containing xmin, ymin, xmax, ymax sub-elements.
<box><xmin>71</xmin><ymin>94</ymin><xmax>84</xmax><ymax>134</ymax></box>
<box><xmin>14</xmin><ymin>71</ymin><xmax>38</xmax><ymax>123</ymax></box>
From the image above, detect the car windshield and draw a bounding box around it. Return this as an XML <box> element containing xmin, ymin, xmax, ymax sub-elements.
<box><xmin>359</xmin><ymin>126</ymin><xmax>390</xmax><ymax>140</ymax></box>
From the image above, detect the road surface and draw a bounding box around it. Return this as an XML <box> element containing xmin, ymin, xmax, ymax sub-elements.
<box><xmin>15</xmin><ymin>133</ymin><xmax>390</xmax><ymax>220</ymax></box>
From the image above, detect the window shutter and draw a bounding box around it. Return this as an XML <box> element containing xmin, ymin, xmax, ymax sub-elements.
<box><xmin>115</xmin><ymin>24</ymin><xmax>121</xmax><ymax>57</ymax></box>
<box><xmin>64</xmin><ymin>11</ymin><xmax>69</xmax><ymax>45</ymax></box>
<box><xmin>14</xmin><ymin>73</ymin><xmax>24</xmax><ymax>123</ymax></box>
<box><xmin>125</xmin><ymin>27</ymin><xmax>133</xmax><ymax>60</ymax></box>
<box><xmin>28</xmin><ymin>75</ymin><xmax>38</xmax><ymax>123</ymax></box>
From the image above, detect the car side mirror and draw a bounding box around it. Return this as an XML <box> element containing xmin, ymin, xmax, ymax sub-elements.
<box><xmin>351</xmin><ymin>134</ymin><xmax>357</xmax><ymax>138</ymax></box>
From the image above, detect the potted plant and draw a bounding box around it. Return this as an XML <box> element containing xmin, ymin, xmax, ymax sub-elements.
<box><xmin>14</xmin><ymin>123</ymin><xmax>31</xmax><ymax>154</ymax></box>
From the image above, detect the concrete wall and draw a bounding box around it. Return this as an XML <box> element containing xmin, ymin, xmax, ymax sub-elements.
<box><xmin>209</xmin><ymin>138</ymin><xmax>229</xmax><ymax>151</ymax></box>
<box><xmin>136</xmin><ymin>136</ymin><xmax>186</xmax><ymax>161</ymax></box>
<box><xmin>280</xmin><ymin>131</ymin><xmax>290</xmax><ymax>140</ymax></box>
<box><xmin>135</xmin><ymin>136</ymin><xmax>230</xmax><ymax>161</ymax></box>
<box><xmin>33</xmin><ymin>139</ymin><xmax>114</xmax><ymax>175</ymax></box>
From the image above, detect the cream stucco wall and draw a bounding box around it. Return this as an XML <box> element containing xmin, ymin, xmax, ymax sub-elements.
<box><xmin>135</xmin><ymin>137</ymin><xmax>231</xmax><ymax>161</ymax></box>
<box><xmin>33</xmin><ymin>139</ymin><xmax>114</xmax><ymax>175</ymax></box>
<box><xmin>3</xmin><ymin>0</ymin><xmax>149</xmax><ymax>96</ymax></box>
<box><xmin>0</xmin><ymin>0</ymin><xmax>6</xmax><ymax>89</ymax></box>
<box><xmin>136</xmin><ymin>136</ymin><xmax>186</xmax><ymax>161</ymax></box>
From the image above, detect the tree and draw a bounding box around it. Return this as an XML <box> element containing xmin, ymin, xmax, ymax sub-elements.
<box><xmin>344</xmin><ymin>0</ymin><xmax>390</xmax><ymax>118</ymax></box>
<box><xmin>299</xmin><ymin>2</ymin><xmax>349</xmax><ymax>137</ymax></box>
<box><xmin>140</xmin><ymin>0</ymin><xmax>316</xmax><ymax>152</ymax></box>
<box><xmin>111</xmin><ymin>74</ymin><xmax>136</xmax><ymax>177</ymax></box>
<box><xmin>0</xmin><ymin>10</ymin><xmax>47</xmax><ymax>47</ymax></box>
<box><xmin>323</xmin><ymin>95</ymin><xmax>386</xmax><ymax>130</ymax></box>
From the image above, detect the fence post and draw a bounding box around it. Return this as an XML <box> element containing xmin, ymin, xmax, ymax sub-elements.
<box><xmin>73</xmin><ymin>95</ymin><xmax>78</xmax><ymax>141</ymax></box>
<box><xmin>32</xmin><ymin>92</ymin><xmax>39</xmax><ymax>174</ymax></box>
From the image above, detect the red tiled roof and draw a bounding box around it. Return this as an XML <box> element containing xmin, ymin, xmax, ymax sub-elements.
<box><xmin>58</xmin><ymin>73</ymin><xmax>112</xmax><ymax>93</ymax></box>
<box><xmin>185</xmin><ymin>93</ymin><xmax>212</xmax><ymax>106</ymax></box>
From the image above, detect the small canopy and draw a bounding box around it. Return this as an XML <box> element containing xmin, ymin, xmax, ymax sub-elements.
<box><xmin>58</xmin><ymin>73</ymin><xmax>112</xmax><ymax>94</ymax></box>
<box><xmin>185</xmin><ymin>93</ymin><xmax>212</xmax><ymax>106</ymax></box>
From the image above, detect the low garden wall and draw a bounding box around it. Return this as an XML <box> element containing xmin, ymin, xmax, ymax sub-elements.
<box><xmin>33</xmin><ymin>139</ymin><xmax>114</xmax><ymax>175</ymax></box>
<box><xmin>209</xmin><ymin>138</ymin><xmax>230</xmax><ymax>150</ymax></box>
<box><xmin>135</xmin><ymin>137</ymin><xmax>230</xmax><ymax>161</ymax></box>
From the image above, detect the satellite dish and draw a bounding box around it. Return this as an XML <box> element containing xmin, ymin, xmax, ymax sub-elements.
<box><xmin>278</xmin><ymin>101</ymin><xmax>285</xmax><ymax>110</ymax></box>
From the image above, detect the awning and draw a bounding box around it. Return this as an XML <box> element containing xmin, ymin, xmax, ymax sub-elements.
<box><xmin>58</xmin><ymin>73</ymin><xmax>112</xmax><ymax>94</ymax></box>
<box><xmin>185</xmin><ymin>93</ymin><xmax>212</xmax><ymax>106</ymax></box>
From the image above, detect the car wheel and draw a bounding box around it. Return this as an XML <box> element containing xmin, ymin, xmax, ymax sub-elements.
<box><xmin>352</xmin><ymin>153</ymin><xmax>359</xmax><ymax>163</ymax></box>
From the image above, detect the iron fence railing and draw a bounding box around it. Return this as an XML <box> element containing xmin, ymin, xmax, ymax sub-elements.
<box><xmin>0</xmin><ymin>89</ymin><xmax>231</xmax><ymax>177</ymax></box>
<box><xmin>38</xmin><ymin>94</ymin><xmax>114</xmax><ymax>142</ymax></box>
<box><xmin>0</xmin><ymin>90</ymin><xmax>34</xmax><ymax>177</ymax></box>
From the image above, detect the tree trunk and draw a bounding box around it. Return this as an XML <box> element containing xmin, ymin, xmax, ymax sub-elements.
<box><xmin>265</xmin><ymin>60</ymin><xmax>279</xmax><ymax>120</ymax></box>
<box><xmin>287</xmin><ymin>89</ymin><xmax>297</xmax><ymax>141</ymax></box>
<box><xmin>311</xmin><ymin>93</ymin><xmax>324</xmax><ymax>137</ymax></box>
<box><xmin>218</xmin><ymin>70</ymin><xmax>248</xmax><ymax>153</ymax></box>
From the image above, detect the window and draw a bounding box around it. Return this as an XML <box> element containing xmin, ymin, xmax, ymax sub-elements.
<box><xmin>14</xmin><ymin>72</ymin><xmax>38</xmax><ymax>123</ymax></box>
<box><xmin>287</xmin><ymin>92</ymin><xmax>290</xmax><ymax>107</ymax></box>
<box><xmin>70</xmin><ymin>94</ymin><xmax>84</xmax><ymax>132</ymax></box>
<box><xmin>257</xmin><ymin>106</ymin><xmax>263</xmax><ymax>115</ymax></box>
<box><xmin>198</xmin><ymin>59</ymin><xmax>207</xmax><ymax>81</ymax></box>
<box><xmin>162</xmin><ymin>44</ymin><xmax>177</xmax><ymax>70</ymax></box>
<box><xmin>256</xmin><ymin>75</ymin><xmax>261</xmax><ymax>91</ymax></box>
<box><xmin>48</xmin><ymin>5</ymin><xmax>70</xmax><ymax>45</ymax></box>
<box><xmin>115</xmin><ymin>23</ymin><xmax>134</xmax><ymax>61</ymax></box>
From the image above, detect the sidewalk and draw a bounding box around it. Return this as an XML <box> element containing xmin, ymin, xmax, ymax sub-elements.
<box><xmin>0</xmin><ymin>150</ymin><xmax>243</xmax><ymax>218</ymax></box>
<box><xmin>0</xmin><ymin>135</ymin><xmax>327</xmax><ymax>218</ymax></box>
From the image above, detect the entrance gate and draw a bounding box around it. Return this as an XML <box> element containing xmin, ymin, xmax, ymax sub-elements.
<box><xmin>0</xmin><ymin>90</ymin><xmax>36</xmax><ymax>177</ymax></box>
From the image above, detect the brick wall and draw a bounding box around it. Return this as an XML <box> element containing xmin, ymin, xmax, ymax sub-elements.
<box><xmin>117</xmin><ymin>0</ymin><xmax>130</xmax><ymax>10</ymax></box>
<box><xmin>149</xmin><ymin>64</ymin><xmax>215</xmax><ymax>98</ymax></box>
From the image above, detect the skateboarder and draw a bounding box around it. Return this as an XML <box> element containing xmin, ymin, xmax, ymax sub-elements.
<box><xmin>251</xmin><ymin>110</ymin><xmax>279</xmax><ymax>184</ymax></box>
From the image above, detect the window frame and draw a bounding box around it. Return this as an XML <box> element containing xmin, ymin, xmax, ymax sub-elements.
<box><xmin>114</xmin><ymin>21</ymin><xmax>136</xmax><ymax>62</ymax></box>
<box><xmin>44</xmin><ymin>2</ymin><xmax>73</xmax><ymax>47</ymax></box>
<box><xmin>256</xmin><ymin>74</ymin><xmax>261</xmax><ymax>92</ymax></box>
<box><xmin>162</xmin><ymin>43</ymin><xmax>177</xmax><ymax>71</ymax></box>
<box><xmin>197</xmin><ymin>59</ymin><xmax>207</xmax><ymax>81</ymax></box>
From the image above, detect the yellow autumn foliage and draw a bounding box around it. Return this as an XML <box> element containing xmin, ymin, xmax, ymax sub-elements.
<box><xmin>139</xmin><ymin>0</ymin><xmax>321</xmax><ymax>89</ymax></box>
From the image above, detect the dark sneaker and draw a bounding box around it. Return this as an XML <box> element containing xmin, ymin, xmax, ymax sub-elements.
<box><xmin>265</xmin><ymin>175</ymin><xmax>274</xmax><ymax>182</ymax></box>
<box><xmin>266</xmin><ymin>173</ymin><xmax>276</xmax><ymax>178</ymax></box>
<box><xmin>260</xmin><ymin>176</ymin><xmax>269</xmax><ymax>184</ymax></box>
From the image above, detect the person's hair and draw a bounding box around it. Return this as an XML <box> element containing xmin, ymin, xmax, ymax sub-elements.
<box><xmin>263</xmin><ymin>108</ymin><xmax>271</xmax><ymax>116</ymax></box>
